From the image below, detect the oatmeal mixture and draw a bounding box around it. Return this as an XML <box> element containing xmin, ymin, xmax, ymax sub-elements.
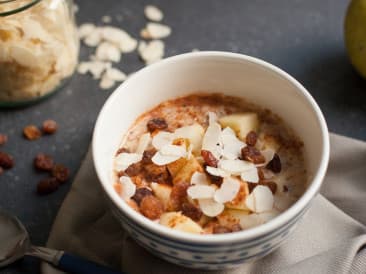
<box><xmin>113</xmin><ymin>94</ymin><xmax>307</xmax><ymax>234</ymax></box>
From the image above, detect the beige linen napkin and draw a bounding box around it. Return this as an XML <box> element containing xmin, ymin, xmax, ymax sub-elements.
<box><xmin>41</xmin><ymin>134</ymin><xmax>366</xmax><ymax>274</ymax></box>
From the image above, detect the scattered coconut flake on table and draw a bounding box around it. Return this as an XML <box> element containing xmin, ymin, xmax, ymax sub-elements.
<box><xmin>101</xmin><ymin>26</ymin><xmax>138</xmax><ymax>53</ymax></box>
<box><xmin>214</xmin><ymin>177</ymin><xmax>241</xmax><ymax>203</ymax></box>
<box><xmin>104</xmin><ymin>67</ymin><xmax>127</xmax><ymax>81</ymax></box>
<box><xmin>77</xmin><ymin>61</ymin><xmax>111</xmax><ymax>79</ymax></box>
<box><xmin>84</xmin><ymin>30</ymin><xmax>102</xmax><ymax>47</ymax></box>
<box><xmin>138</xmin><ymin>40</ymin><xmax>165</xmax><ymax>64</ymax></box>
<box><xmin>119</xmin><ymin>176</ymin><xmax>136</xmax><ymax>199</ymax></box>
<box><xmin>96</xmin><ymin>41</ymin><xmax>121</xmax><ymax>62</ymax></box>
<box><xmin>199</xmin><ymin>198</ymin><xmax>225</xmax><ymax>217</ymax></box>
<box><xmin>102</xmin><ymin>15</ymin><xmax>112</xmax><ymax>23</ymax></box>
<box><xmin>187</xmin><ymin>185</ymin><xmax>216</xmax><ymax>199</ymax></box>
<box><xmin>115</xmin><ymin>153</ymin><xmax>142</xmax><ymax>171</ymax></box>
<box><xmin>78</xmin><ymin>23</ymin><xmax>96</xmax><ymax>38</ymax></box>
<box><xmin>141</xmin><ymin>22</ymin><xmax>171</xmax><ymax>39</ymax></box>
<box><xmin>99</xmin><ymin>75</ymin><xmax>115</xmax><ymax>90</ymax></box>
<box><xmin>190</xmin><ymin>172</ymin><xmax>210</xmax><ymax>185</ymax></box>
<box><xmin>144</xmin><ymin>5</ymin><xmax>164</xmax><ymax>21</ymax></box>
<box><xmin>245</xmin><ymin>185</ymin><xmax>274</xmax><ymax>213</ymax></box>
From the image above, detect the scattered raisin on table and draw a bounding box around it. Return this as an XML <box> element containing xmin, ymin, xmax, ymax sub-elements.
<box><xmin>181</xmin><ymin>202</ymin><xmax>202</xmax><ymax>221</ymax></box>
<box><xmin>23</xmin><ymin>125</ymin><xmax>42</xmax><ymax>140</ymax></box>
<box><xmin>37</xmin><ymin>177</ymin><xmax>59</xmax><ymax>195</ymax></box>
<box><xmin>140</xmin><ymin>195</ymin><xmax>164</xmax><ymax>220</ymax></box>
<box><xmin>245</xmin><ymin>131</ymin><xmax>258</xmax><ymax>146</ymax></box>
<box><xmin>147</xmin><ymin>118</ymin><xmax>168</xmax><ymax>132</ymax></box>
<box><xmin>201</xmin><ymin>150</ymin><xmax>218</xmax><ymax>167</ymax></box>
<box><xmin>51</xmin><ymin>164</ymin><xmax>70</xmax><ymax>183</ymax></box>
<box><xmin>266</xmin><ymin>154</ymin><xmax>282</xmax><ymax>173</ymax></box>
<box><xmin>241</xmin><ymin>146</ymin><xmax>265</xmax><ymax>164</ymax></box>
<box><xmin>0</xmin><ymin>134</ymin><xmax>8</xmax><ymax>146</ymax></box>
<box><xmin>132</xmin><ymin>187</ymin><xmax>153</xmax><ymax>205</ymax></box>
<box><xmin>34</xmin><ymin>153</ymin><xmax>54</xmax><ymax>171</ymax></box>
<box><xmin>42</xmin><ymin>120</ymin><xmax>58</xmax><ymax>134</ymax></box>
<box><xmin>0</xmin><ymin>151</ymin><xmax>14</xmax><ymax>169</ymax></box>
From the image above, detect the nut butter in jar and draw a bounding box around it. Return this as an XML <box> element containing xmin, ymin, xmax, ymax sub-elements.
<box><xmin>0</xmin><ymin>0</ymin><xmax>79</xmax><ymax>106</ymax></box>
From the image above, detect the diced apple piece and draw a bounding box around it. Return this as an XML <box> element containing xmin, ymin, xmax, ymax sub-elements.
<box><xmin>159</xmin><ymin>212</ymin><xmax>203</xmax><ymax>234</ymax></box>
<box><xmin>174</xmin><ymin>124</ymin><xmax>204</xmax><ymax>154</ymax></box>
<box><xmin>217</xmin><ymin>208</ymin><xmax>250</xmax><ymax>227</ymax></box>
<box><xmin>225</xmin><ymin>181</ymin><xmax>250</xmax><ymax>210</ymax></box>
<box><xmin>167</xmin><ymin>157</ymin><xmax>188</xmax><ymax>177</ymax></box>
<box><xmin>173</xmin><ymin>156</ymin><xmax>203</xmax><ymax>185</ymax></box>
<box><xmin>151</xmin><ymin>182</ymin><xmax>172</xmax><ymax>210</ymax></box>
<box><xmin>219</xmin><ymin>113</ymin><xmax>259</xmax><ymax>140</ymax></box>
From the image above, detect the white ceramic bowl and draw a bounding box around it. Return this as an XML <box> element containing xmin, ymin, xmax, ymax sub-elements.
<box><xmin>92</xmin><ymin>52</ymin><xmax>329</xmax><ymax>270</ymax></box>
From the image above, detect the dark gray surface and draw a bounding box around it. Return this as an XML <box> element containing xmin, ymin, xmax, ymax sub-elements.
<box><xmin>1</xmin><ymin>0</ymin><xmax>365</xmax><ymax>273</ymax></box>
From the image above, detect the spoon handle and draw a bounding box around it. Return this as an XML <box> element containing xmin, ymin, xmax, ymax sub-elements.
<box><xmin>27</xmin><ymin>246</ymin><xmax>124</xmax><ymax>274</ymax></box>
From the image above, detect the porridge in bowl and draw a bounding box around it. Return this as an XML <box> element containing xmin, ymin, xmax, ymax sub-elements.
<box><xmin>113</xmin><ymin>94</ymin><xmax>307</xmax><ymax>235</ymax></box>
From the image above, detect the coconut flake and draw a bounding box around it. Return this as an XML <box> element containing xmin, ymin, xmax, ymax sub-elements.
<box><xmin>119</xmin><ymin>176</ymin><xmax>136</xmax><ymax>199</ymax></box>
<box><xmin>151</xmin><ymin>151</ymin><xmax>181</xmax><ymax>165</ymax></box>
<box><xmin>102</xmin><ymin>15</ymin><xmax>112</xmax><ymax>23</ymax></box>
<box><xmin>101</xmin><ymin>26</ymin><xmax>137</xmax><ymax>53</ymax></box>
<box><xmin>78</xmin><ymin>61</ymin><xmax>111</xmax><ymax>79</ymax></box>
<box><xmin>199</xmin><ymin>198</ymin><xmax>225</xmax><ymax>217</ymax></box>
<box><xmin>95</xmin><ymin>42</ymin><xmax>121</xmax><ymax>63</ymax></box>
<box><xmin>187</xmin><ymin>185</ymin><xmax>216</xmax><ymax>199</ymax></box>
<box><xmin>241</xmin><ymin>167</ymin><xmax>259</xmax><ymax>183</ymax></box>
<box><xmin>221</xmin><ymin>127</ymin><xmax>245</xmax><ymax>160</ymax></box>
<box><xmin>190</xmin><ymin>172</ymin><xmax>209</xmax><ymax>185</ymax></box>
<box><xmin>160</xmin><ymin>144</ymin><xmax>187</xmax><ymax>157</ymax></box>
<box><xmin>245</xmin><ymin>185</ymin><xmax>274</xmax><ymax>213</ymax></box>
<box><xmin>144</xmin><ymin>5</ymin><xmax>163</xmax><ymax>21</ymax></box>
<box><xmin>138</xmin><ymin>40</ymin><xmax>165</xmax><ymax>64</ymax></box>
<box><xmin>84</xmin><ymin>30</ymin><xmax>102</xmax><ymax>47</ymax></box>
<box><xmin>173</xmin><ymin>124</ymin><xmax>204</xmax><ymax>153</ymax></box>
<box><xmin>202</xmin><ymin>116</ymin><xmax>222</xmax><ymax>159</ymax></box>
<box><xmin>206</xmin><ymin>166</ymin><xmax>230</xmax><ymax>178</ymax></box>
<box><xmin>99</xmin><ymin>75</ymin><xmax>115</xmax><ymax>89</ymax></box>
<box><xmin>152</xmin><ymin>131</ymin><xmax>174</xmax><ymax>149</ymax></box>
<box><xmin>78</xmin><ymin>23</ymin><xmax>96</xmax><ymax>38</ymax></box>
<box><xmin>141</xmin><ymin>22</ymin><xmax>171</xmax><ymax>39</ymax></box>
<box><xmin>219</xmin><ymin>159</ymin><xmax>255</xmax><ymax>175</ymax></box>
<box><xmin>258</xmin><ymin>149</ymin><xmax>275</xmax><ymax>166</ymax></box>
<box><xmin>136</xmin><ymin>133</ymin><xmax>151</xmax><ymax>154</ymax></box>
<box><xmin>214</xmin><ymin>177</ymin><xmax>240</xmax><ymax>203</ymax></box>
<box><xmin>115</xmin><ymin>153</ymin><xmax>142</xmax><ymax>171</ymax></box>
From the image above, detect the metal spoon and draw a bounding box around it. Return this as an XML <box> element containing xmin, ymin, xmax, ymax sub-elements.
<box><xmin>0</xmin><ymin>210</ymin><xmax>124</xmax><ymax>274</ymax></box>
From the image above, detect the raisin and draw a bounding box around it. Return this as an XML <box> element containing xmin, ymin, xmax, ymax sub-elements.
<box><xmin>231</xmin><ymin>224</ymin><xmax>242</xmax><ymax>232</ymax></box>
<box><xmin>142</xmin><ymin>149</ymin><xmax>156</xmax><ymax>164</ymax></box>
<box><xmin>283</xmin><ymin>185</ymin><xmax>289</xmax><ymax>192</ymax></box>
<box><xmin>0</xmin><ymin>151</ymin><xmax>14</xmax><ymax>169</ymax></box>
<box><xmin>257</xmin><ymin>168</ymin><xmax>265</xmax><ymax>180</ymax></box>
<box><xmin>0</xmin><ymin>134</ymin><xmax>8</xmax><ymax>146</ymax></box>
<box><xmin>34</xmin><ymin>153</ymin><xmax>54</xmax><ymax>171</ymax></box>
<box><xmin>169</xmin><ymin>181</ymin><xmax>190</xmax><ymax>211</ymax></box>
<box><xmin>201</xmin><ymin>150</ymin><xmax>218</xmax><ymax>167</ymax></box>
<box><xmin>131</xmin><ymin>187</ymin><xmax>153</xmax><ymax>205</ymax></box>
<box><xmin>248</xmin><ymin>182</ymin><xmax>256</xmax><ymax>193</ymax></box>
<box><xmin>213</xmin><ymin>225</ymin><xmax>232</xmax><ymax>234</ymax></box>
<box><xmin>42</xmin><ymin>120</ymin><xmax>57</xmax><ymax>134</ymax></box>
<box><xmin>125</xmin><ymin>162</ymin><xmax>142</xmax><ymax>177</ymax></box>
<box><xmin>144</xmin><ymin>163</ymin><xmax>170</xmax><ymax>184</ymax></box>
<box><xmin>181</xmin><ymin>202</ymin><xmax>202</xmax><ymax>221</ymax></box>
<box><xmin>241</xmin><ymin>146</ymin><xmax>265</xmax><ymax>164</ymax></box>
<box><xmin>147</xmin><ymin>118</ymin><xmax>168</xmax><ymax>132</ymax></box>
<box><xmin>140</xmin><ymin>195</ymin><xmax>164</xmax><ymax>220</ymax></box>
<box><xmin>245</xmin><ymin>131</ymin><xmax>258</xmax><ymax>146</ymax></box>
<box><xmin>208</xmin><ymin>174</ymin><xmax>223</xmax><ymax>186</ymax></box>
<box><xmin>116</xmin><ymin>147</ymin><xmax>129</xmax><ymax>155</ymax></box>
<box><xmin>37</xmin><ymin>177</ymin><xmax>59</xmax><ymax>195</ymax></box>
<box><xmin>23</xmin><ymin>125</ymin><xmax>42</xmax><ymax>140</ymax></box>
<box><xmin>266</xmin><ymin>154</ymin><xmax>281</xmax><ymax>173</ymax></box>
<box><xmin>51</xmin><ymin>164</ymin><xmax>70</xmax><ymax>183</ymax></box>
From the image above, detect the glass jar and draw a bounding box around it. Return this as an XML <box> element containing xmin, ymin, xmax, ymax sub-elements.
<box><xmin>0</xmin><ymin>0</ymin><xmax>79</xmax><ymax>106</ymax></box>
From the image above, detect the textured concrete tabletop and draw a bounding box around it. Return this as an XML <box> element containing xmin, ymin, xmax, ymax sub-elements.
<box><xmin>1</xmin><ymin>0</ymin><xmax>365</xmax><ymax>273</ymax></box>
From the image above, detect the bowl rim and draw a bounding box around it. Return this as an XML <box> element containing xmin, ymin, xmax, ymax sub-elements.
<box><xmin>92</xmin><ymin>51</ymin><xmax>330</xmax><ymax>244</ymax></box>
